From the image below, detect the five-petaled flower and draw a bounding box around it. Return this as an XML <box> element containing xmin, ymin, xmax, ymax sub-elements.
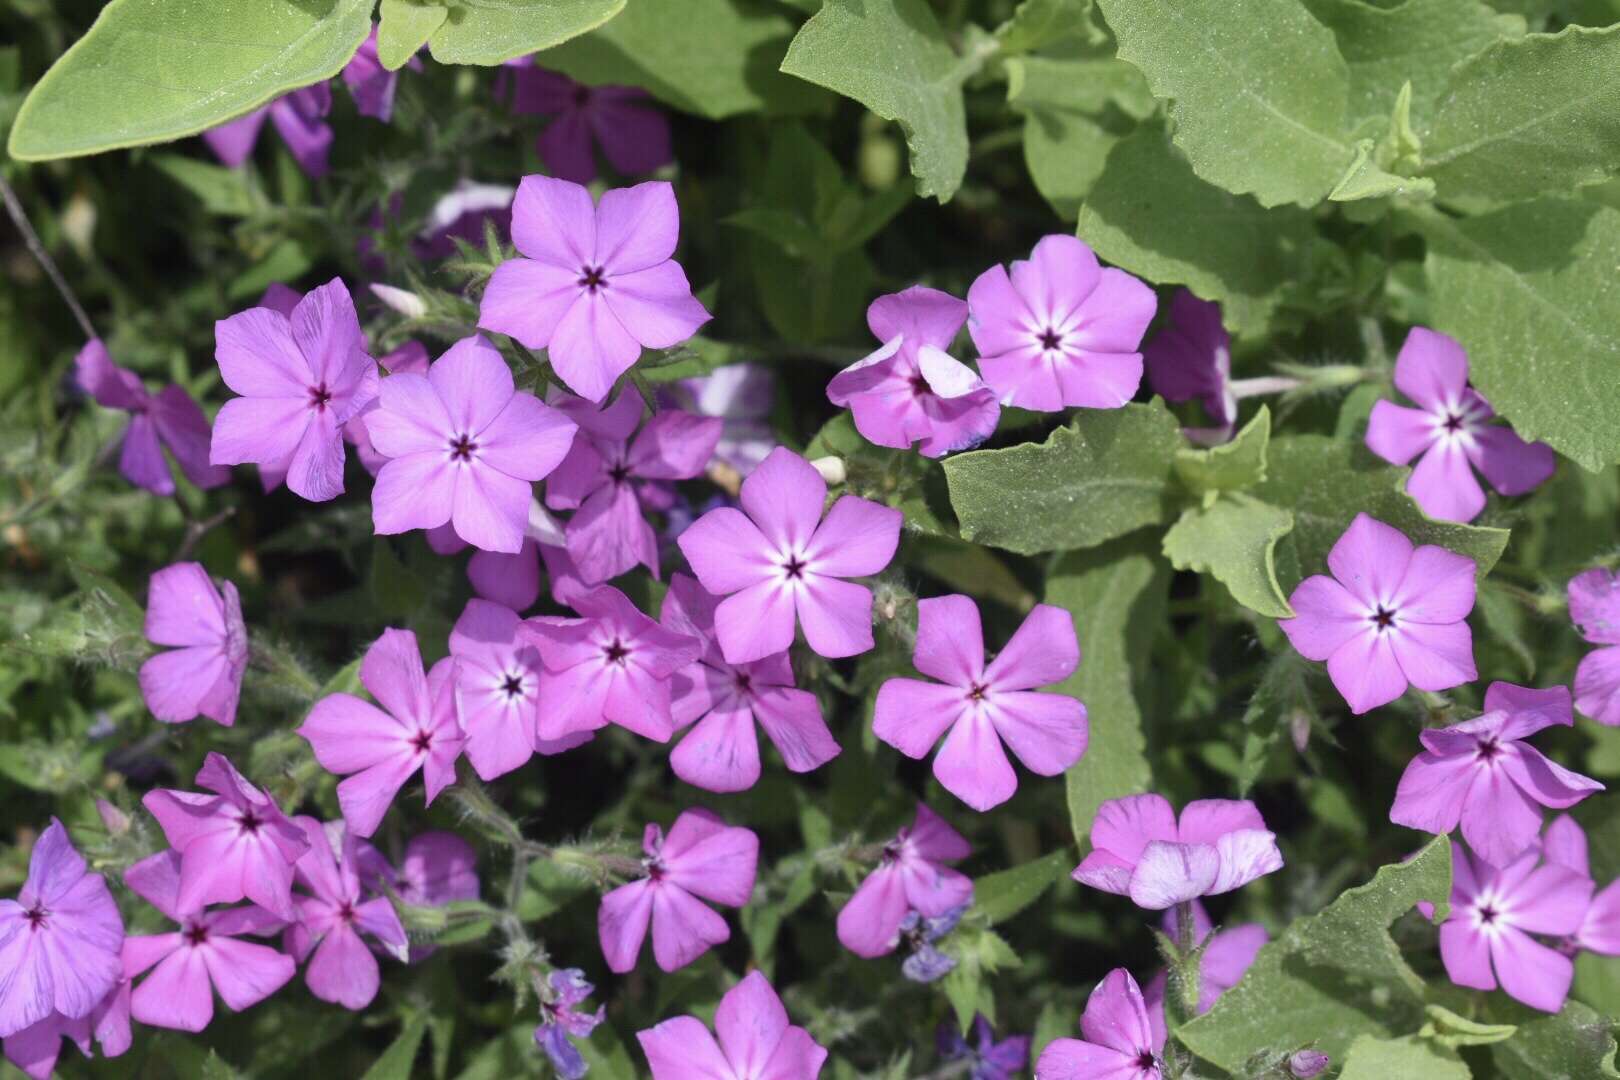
<box><xmin>836</xmin><ymin>803</ymin><xmax>972</xmax><ymax>958</ymax></box>
<box><xmin>1035</xmin><ymin>968</ymin><xmax>1164</xmax><ymax>1080</ymax></box>
<box><xmin>139</xmin><ymin>562</ymin><xmax>249</xmax><ymax>728</ymax></box>
<box><xmin>203</xmin><ymin>85</ymin><xmax>333</xmax><ymax>178</ymax></box>
<box><xmin>533</xmin><ymin>968</ymin><xmax>606</xmax><ymax>1080</ymax></box>
<box><xmin>503</xmin><ymin>64</ymin><xmax>673</xmax><ymax>184</ymax></box>
<box><xmin>1142</xmin><ymin>289</ymin><xmax>1235</xmax><ymax>440</ymax></box>
<box><xmin>284</xmin><ymin>817</ymin><xmax>409</xmax><ymax>1010</ymax></box>
<box><xmin>637</xmin><ymin>970</ymin><xmax>828</xmax><ymax>1080</ymax></box>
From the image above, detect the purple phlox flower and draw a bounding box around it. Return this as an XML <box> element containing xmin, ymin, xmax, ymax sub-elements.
<box><xmin>450</xmin><ymin>598</ymin><xmax>594</xmax><ymax>782</ymax></box>
<box><xmin>966</xmin><ymin>234</ymin><xmax>1155</xmax><ymax>412</ymax></box>
<box><xmin>1073</xmin><ymin>794</ymin><xmax>1283</xmax><ymax>910</ymax></box>
<box><xmin>826</xmin><ymin>286</ymin><xmax>1001</xmax><ymax>458</ymax></box>
<box><xmin>427</xmin><ymin>499</ymin><xmax>568</xmax><ymax>611</ymax></box>
<box><xmin>521</xmin><ymin>585</ymin><xmax>701</xmax><ymax>743</ymax></box>
<box><xmin>504</xmin><ymin>65</ymin><xmax>673</xmax><ymax>184</ymax></box>
<box><xmin>874</xmin><ymin>594</ymin><xmax>1088</xmax><ymax>812</ymax></box>
<box><xmin>345</xmin><ymin>340</ymin><xmax>432</xmax><ymax>475</ymax></box>
<box><xmin>203</xmin><ymin>83</ymin><xmax>333</xmax><ymax>178</ymax></box>
<box><xmin>284</xmin><ymin>817</ymin><xmax>408</xmax><ymax>1010</ymax></box>
<box><xmin>1142</xmin><ymin>289</ymin><xmax>1235</xmax><ymax>440</ymax></box>
<box><xmin>120</xmin><ymin>850</ymin><xmax>294</xmax><ymax>1032</ymax></box>
<box><xmin>937</xmin><ymin>1015</ymin><xmax>1031</xmax><ymax>1080</ymax></box>
<box><xmin>1570</xmin><ymin>568</ymin><xmax>1620</xmax><ymax>727</ymax></box>
<box><xmin>899</xmin><ymin>904</ymin><xmax>966</xmax><ymax>983</ymax></box>
<box><xmin>211</xmin><ymin>277</ymin><xmax>379</xmax><ymax>502</ymax></box>
<box><xmin>836</xmin><ymin>803</ymin><xmax>971</xmax><ymax>958</ymax></box>
<box><xmin>661</xmin><ymin>573</ymin><xmax>840</xmax><ymax>793</ymax></box>
<box><xmin>597</xmin><ymin>809</ymin><xmax>758</xmax><ymax>973</ymax></box>
<box><xmin>368</xmin><ymin>334</ymin><xmax>578</xmax><ymax>553</ymax></box>
<box><xmin>1391</xmin><ymin>682</ymin><xmax>1601</xmax><ymax>866</ymax></box>
<box><xmin>299</xmin><ymin>629</ymin><xmax>464</xmax><ymax>837</ymax></box>
<box><xmin>138</xmin><ymin>562</ymin><xmax>248</xmax><ymax>728</ymax></box>
<box><xmin>637</xmin><ymin>969</ymin><xmax>828</xmax><ymax>1080</ymax></box>
<box><xmin>660</xmin><ymin>363</ymin><xmax>778</xmax><ymax>475</ymax></box>
<box><xmin>1439</xmin><ymin>841</ymin><xmax>1592</xmax><ymax>1013</ymax></box>
<box><xmin>677</xmin><ymin>446</ymin><xmax>903</xmax><ymax>664</ymax></box>
<box><xmin>1289</xmin><ymin>1050</ymin><xmax>1330</xmax><ymax>1079</ymax></box>
<box><xmin>141</xmin><ymin>753</ymin><xmax>309</xmax><ymax>921</ymax></box>
<box><xmin>361</xmin><ymin>831</ymin><xmax>480</xmax><ymax>964</ymax></box>
<box><xmin>73</xmin><ymin>338</ymin><xmax>229</xmax><ymax>495</ymax></box>
<box><xmin>2</xmin><ymin>981</ymin><xmax>129</xmax><ymax>1080</ymax></box>
<box><xmin>242</xmin><ymin>284</ymin><xmax>304</xmax><ymax>494</ymax></box>
<box><xmin>342</xmin><ymin>28</ymin><xmax>420</xmax><ymax>123</ymax></box>
<box><xmin>1366</xmin><ymin>327</ymin><xmax>1556</xmax><ymax>523</ymax></box>
<box><xmin>1278</xmin><ymin>512</ymin><xmax>1477</xmax><ymax>715</ymax></box>
<box><xmin>478</xmin><ymin>176</ymin><xmax>710</xmax><ymax>403</ymax></box>
<box><xmin>0</xmin><ymin>820</ymin><xmax>124</xmax><ymax>1039</ymax></box>
<box><xmin>535</xmin><ymin>968</ymin><xmax>606</xmax><ymax>1080</ymax></box>
<box><xmin>1035</xmin><ymin>968</ymin><xmax>1164</xmax><ymax>1080</ymax></box>
<box><xmin>1142</xmin><ymin>902</ymin><xmax>1267</xmax><ymax>1045</ymax></box>
<box><xmin>1540</xmin><ymin>815</ymin><xmax>1620</xmax><ymax>957</ymax></box>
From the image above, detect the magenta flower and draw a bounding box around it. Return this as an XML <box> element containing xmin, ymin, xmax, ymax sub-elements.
<box><xmin>937</xmin><ymin>1015</ymin><xmax>1030</xmax><ymax>1080</ymax></box>
<box><xmin>120</xmin><ymin>851</ymin><xmax>295</xmax><ymax>1032</ymax></box>
<box><xmin>395</xmin><ymin>832</ymin><xmax>480</xmax><ymax>909</ymax></box>
<box><xmin>1142</xmin><ymin>289</ymin><xmax>1235</xmax><ymax>433</ymax></box>
<box><xmin>138</xmin><ymin>562</ymin><xmax>248</xmax><ymax>728</ymax></box>
<box><xmin>677</xmin><ymin>447</ymin><xmax>902</xmax><ymax>664</ymax></box>
<box><xmin>74</xmin><ymin>339</ymin><xmax>229</xmax><ymax>495</ymax></box>
<box><xmin>504</xmin><ymin>65</ymin><xmax>673</xmax><ymax>184</ymax></box>
<box><xmin>1035</xmin><ymin>968</ymin><xmax>1164</xmax><ymax>1080</ymax></box>
<box><xmin>0</xmin><ymin>820</ymin><xmax>124</xmax><ymax>1039</ymax></box>
<box><xmin>1278</xmin><ymin>513</ymin><xmax>1477</xmax><ymax>715</ymax></box>
<box><xmin>1142</xmin><ymin>903</ymin><xmax>1266</xmax><ymax>1044</ymax></box>
<box><xmin>1072</xmin><ymin>794</ymin><xmax>1283</xmax><ymax>910</ymax></box>
<box><xmin>826</xmin><ymin>286</ymin><xmax>1000</xmax><ymax>458</ymax></box>
<box><xmin>203</xmin><ymin>84</ymin><xmax>333</xmax><ymax>177</ymax></box>
<box><xmin>1439</xmin><ymin>841</ymin><xmax>1591</xmax><ymax>1013</ymax></box>
<box><xmin>1569</xmin><ymin>568</ymin><xmax>1620</xmax><ymax>727</ymax></box>
<box><xmin>874</xmin><ymin>595</ymin><xmax>1087</xmax><ymax>811</ymax></box>
<box><xmin>661</xmin><ymin>363</ymin><xmax>778</xmax><ymax>474</ymax></box>
<box><xmin>836</xmin><ymin>804</ymin><xmax>972</xmax><ymax>958</ymax></box>
<box><xmin>1541</xmin><ymin>815</ymin><xmax>1620</xmax><ymax>956</ymax></box>
<box><xmin>284</xmin><ymin>817</ymin><xmax>408</xmax><ymax>1010</ymax></box>
<box><xmin>534</xmin><ymin>968</ymin><xmax>606</xmax><ymax>1080</ymax></box>
<box><xmin>638</xmin><ymin>970</ymin><xmax>828</xmax><ymax>1080</ymax></box>
<box><xmin>598</xmin><ymin>809</ymin><xmax>758</xmax><ymax>973</ymax></box>
<box><xmin>342</xmin><ymin>29</ymin><xmax>418</xmax><ymax>123</ymax></box>
<box><xmin>210</xmin><ymin>278</ymin><xmax>379</xmax><ymax>502</ymax></box>
<box><xmin>142</xmin><ymin>753</ymin><xmax>309</xmax><ymax>921</ymax></box>
<box><xmin>661</xmin><ymin>573</ymin><xmax>839</xmax><ymax>793</ymax></box>
<box><xmin>478</xmin><ymin>177</ymin><xmax>711</xmax><ymax>402</ymax></box>
<box><xmin>1</xmin><ymin>983</ymin><xmax>128</xmax><ymax>1080</ymax></box>
<box><xmin>344</xmin><ymin>340</ymin><xmax>432</xmax><ymax>475</ymax></box>
<box><xmin>1391</xmin><ymin>682</ymin><xmax>1601</xmax><ymax>866</ymax></box>
<box><xmin>368</xmin><ymin>334</ymin><xmax>577</xmax><ymax>553</ymax></box>
<box><xmin>1366</xmin><ymin>328</ymin><xmax>1555</xmax><ymax>523</ymax></box>
<box><xmin>966</xmin><ymin>235</ymin><xmax>1155</xmax><ymax>412</ymax></box>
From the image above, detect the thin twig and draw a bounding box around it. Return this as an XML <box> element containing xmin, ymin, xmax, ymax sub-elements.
<box><xmin>0</xmin><ymin>174</ymin><xmax>98</xmax><ymax>342</ymax></box>
<box><xmin>174</xmin><ymin>506</ymin><xmax>237</xmax><ymax>562</ymax></box>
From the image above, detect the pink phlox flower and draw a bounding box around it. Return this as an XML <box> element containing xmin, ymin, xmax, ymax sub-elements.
<box><xmin>1569</xmin><ymin>568</ymin><xmax>1620</xmax><ymax>727</ymax></box>
<box><xmin>836</xmin><ymin>803</ymin><xmax>972</xmax><ymax>958</ymax></box>
<box><xmin>284</xmin><ymin>817</ymin><xmax>408</xmax><ymax>1010</ymax></box>
<box><xmin>637</xmin><ymin>969</ymin><xmax>828</xmax><ymax>1080</ymax></box>
<box><xmin>360</xmin><ymin>831</ymin><xmax>480</xmax><ymax>964</ymax></box>
<box><xmin>1141</xmin><ymin>902</ymin><xmax>1267</xmax><ymax>1045</ymax></box>
<box><xmin>203</xmin><ymin>84</ymin><xmax>333</xmax><ymax>177</ymax></box>
<box><xmin>937</xmin><ymin>1015</ymin><xmax>1031</xmax><ymax>1080</ymax></box>
<box><xmin>1</xmin><ymin>981</ymin><xmax>129</xmax><ymax>1080</ymax></box>
<box><xmin>503</xmin><ymin>65</ymin><xmax>673</xmax><ymax>184</ymax></box>
<box><xmin>1142</xmin><ymin>289</ymin><xmax>1235</xmax><ymax>440</ymax></box>
<box><xmin>242</xmin><ymin>284</ymin><xmax>304</xmax><ymax>494</ymax></box>
<box><xmin>534</xmin><ymin>968</ymin><xmax>606</xmax><ymax>1080</ymax></box>
<box><xmin>138</xmin><ymin>562</ymin><xmax>248</xmax><ymax>728</ymax></box>
<box><xmin>342</xmin><ymin>28</ymin><xmax>420</xmax><ymax>123</ymax></box>
<box><xmin>660</xmin><ymin>363</ymin><xmax>778</xmax><ymax>474</ymax></box>
<box><xmin>1540</xmin><ymin>815</ymin><xmax>1620</xmax><ymax>957</ymax></box>
<box><xmin>428</xmin><ymin>499</ymin><xmax>568</xmax><ymax>611</ymax></box>
<box><xmin>345</xmin><ymin>340</ymin><xmax>432</xmax><ymax>475</ymax></box>
<box><xmin>1035</xmin><ymin>968</ymin><xmax>1164</xmax><ymax>1080</ymax></box>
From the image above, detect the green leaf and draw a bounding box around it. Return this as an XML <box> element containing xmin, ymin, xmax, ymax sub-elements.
<box><xmin>1420</xmin><ymin>1004</ymin><xmax>1517</xmax><ymax>1049</ymax></box>
<box><xmin>1174</xmin><ymin>406</ymin><xmax>1271</xmax><ymax>495</ymax></box>
<box><xmin>1329</xmin><ymin>139</ymin><xmax>1436</xmax><ymax>202</ymax></box>
<box><xmin>942</xmin><ymin>926</ymin><xmax>1021</xmax><ymax>1031</ymax></box>
<box><xmin>994</xmin><ymin>0</ymin><xmax>1095</xmax><ymax>55</ymax></box>
<box><xmin>971</xmin><ymin>849</ymin><xmax>1074</xmax><ymax>926</ymax></box>
<box><xmin>150</xmin><ymin>154</ymin><xmax>265</xmax><ymax>217</ymax></box>
<box><xmin>942</xmin><ymin>401</ymin><xmax>1182</xmax><ymax>555</ymax></box>
<box><xmin>8</xmin><ymin>0</ymin><xmax>373</xmax><ymax>161</ymax></box>
<box><xmin>377</xmin><ymin>0</ymin><xmax>449</xmax><ymax>70</ymax></box>
<box><xmin>1338</xmin><ymin>1035</ymin><xmax>1469</xmax><ymax>1080</ymax></box>
<box><xmin>426</xmin><ymin>0</ymin><xmax>626</xmax><ymax>66</ymax></box>
<box><xmin>1483</xmin><ymin>999</ymin><xmax>1620</xmax><ymax>1079</ymax></box>
<box><xmin>1094</xmin><ymin>0</ymin><xmax>1353</xmax><ymax>207</ymax></box>
<box><xmin>1006</xmin><ymin>56</ymin><xmax>1149</xmax><ymax>218</ymax></box>
<box><xmin>361</xmin><ymin>1014</ymin><xmax>430</xmax><ymax>1080</ymax></box>
<box><xmin>909</xmin><ymin>535</ymin><xmax>1037</xmax><ymax>613</ymax></box>
<box><xmin>1162</xmin><ymin>495</ymin><xmax>1295</xmax><ymax>618</ymax></box>
<box><xmin>575</xmin><ymin>1021</ymin><xmax>640</xmax><ymax>1080</ymax></box>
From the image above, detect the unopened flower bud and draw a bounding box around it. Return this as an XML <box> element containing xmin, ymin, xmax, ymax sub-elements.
<box><xmin>1289</xmin><ymin>1049</ymin><xmax>1329</xmax><ymax>1078</ymax></box>
<box><xmin>1290</xmin><ymin>710</ymin><xmax>1312</xmax><ymax>754</ymax></box>
<box><xmin>810</xmin><ymin>455</ymin><xmax>846</xmax><ymax>486</ymax></box>
<box><xmin>369</xmin><ymin>282</ymin><xmax>428</xmax><ymax>319</ymax></box>
<box><xmin>95</xmin><ymin>799</ymin><xmax>131</xmax><ymax>836</ymax></box>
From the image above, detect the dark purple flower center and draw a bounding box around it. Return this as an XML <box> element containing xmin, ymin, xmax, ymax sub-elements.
<box><xmin>1478</xmin><ymin>904</ymin><xmax>1499</xmax><ymax>925</ymax></box>
<box><xmin>411</xmin><ymin>729</ymin><xmax>434</xmax><ymax>753</ymax></box>
<box><xmin>967</xmin><ymin>683</ymin><xmax>989</xmax><ymax>702</ymax></box>
<box><xmin>184</xmin><ymin>922</ymin><xmax>210</xmax><ymax>946</ymax></box>
<box><xmin>782</xmin><ymin>555</ymin><xmax>806</xmax><ymax>580</ymax></box>
<box><xmin>910</xmin><ymin>372</ymin><xmax>931</xmax><ymax>396</ymax></box>
<box><xmin>734</xmin><ymin>671</ymin><xmax>752</xmax><ymax>694</ymax></box>
<box><xmin>237</xmin><ymin>809</ymin><xmax>264</xmax><ymax>834</ymax></box>
<box><xmin>1476</xmin><ymin>737</ymin><xmax>1502</xmax><ymax>762</ymax></box>
<box><xmin>1371</xmin><ymin>605</ymin><xmax>1396</xmax><ymax>630</ymax></box>
<box><xmin>309</xmin><ymin>383</ymin><xmax>333</xmax><ymax>411</ymax></box>
<box><xmin>337</xmin><ymin>901</ymin><xmax>356</xmax><ymax>924</ymax></box>
<box><xmin>1443</xmin><ymin>412</ymin><xmax>1465</xmax><ymax>433</ymax></box>
<box><xmin>644</xmin><ymin>855</ymin><xmax>667</xmax><ymax>882</ymax></box>
<box><xmin>23</xmin><ymin>904</ymin><xmax>47</xmax><ymax>929</ymax></box>
<box><xmin>450</xmin><ymin>434</ymin><xmax>477</xmax><ymax>461</ymax></box>
<box><xmin>571</xmin><ymin>85</ymin><xmax>592</xmax><ymax>108</ymax></box>
<box><xmin>500</xmin><ymin>674</ymin><xmax>525</xmax><ymax>698</ymax></box>
<box><xmin>603</xmin><ymin>640</ymin><xmax>630</xmax><ymax>665</ymax></box>
<box><xmin>1038</xmin><ymin>328</ymin><xmax>1063</xmax><ymax>352</ymax></box>
<box><xmin>1136</xmin><ymin>1050</ymin><xmax>1157</xmax><ymax>1071</ymax></box>
<box><xmin>608</xmin><ymin>460</ymin><xmax>631</xmax><ymax>484</ymax></box>
<box><xmin>578</xmin><ymin>266</ymin><xmax>607</xmax><ymax>291</ymax></box>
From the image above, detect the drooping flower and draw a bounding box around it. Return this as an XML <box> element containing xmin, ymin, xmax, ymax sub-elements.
<box><xmin>1035</xmin><ymin>968</ymin><xmax>1164</xmax><ymax>1080</ymax></box>
<box><xmin>343</xmin><ymin>340</ymin><xmax>432</xmax><ymax>475</ymax></box>
<box><xmin>1072</xmin><ymin>794</ymin><xmax>1283</xmax><ymax>910</ymax></box>
<box><xmin>1365</xmin><ymin>327</ymin><xmax>1555</xmax><ymax>523</ymax></box>
<box><xmin>341</xmin><ymin>29</ymin><xmax>419</xmax><ymax>123</ymax></box>
<box><xmin>534</xmin><ymin>968</ymin><xmax>606</xmax><ymax>1080</ymax></box>
<box><xmin>661</xmin><ymin>573</ymin><xmax>839</xmax><ymax>793</ymax></box>
<box><xmin>210</xmin><ymin>278</ymin><xmax>379</xmax><ymax>502</ymax></box>
<box><xmin>677</xmin><ymin>447</ymin><xmax>902</xmax><ymax>664</ymax></box>
<box><xmin>826</xmin><ymin>286</ymin><xmax>1000</xmax><ymax>458</ymax></box>
<box><xmin>836</xmin><ymin>804</ymin><xmax>972</xmax><ymax>958</ymax></box>
<box><xmin>1390</xmin><ymin>682</ymin><xmax>1601</xmax><ymax>866</ymax></box>
<box><xmin>138</xmin><ymin>562</ymin><xmax>249</xmax><ymax>728</ymax></box>
<box><xmin>1569</xmin><ymin>568</ymin><xmax>1620</xmax><ymax>727</ymax></box>
<box><xmin>368</xmin><ymin>334</ymin><xmax>578</xmax><ymax>553</ymax></box>
<box><xmin>203</xmin><ymin>84</ymin><xmax>333</xmax><ymax>177</ymax></box>
<box><xmin>966</xmin><ymin>234</ymin><xmax>1155</xmax><ymax>412</ymax></box>
<box><xmin>1142</xmin><ymin>903</ymin><xmax>1267</xmax><ymax>1044</ymax></box>
<box><xmin>299</xmin><ymin>629</ymin><xmax>464</xmax><ymax>837</ymax></box>
<box><xmin>284</xmin><ymin>817</ymin><xmax>408</xmax><ymax>1010</ymax></box>
<box><xmin>660</xmin><ymin>364</ymin><xmax>778</xmax><ymax>474</ymax></box>
<box><xmin>478</xmin><ymin>177</ymin><xmax>711</xmax><ymax>402</ymax></box>
<box><xmin>120</xmin><ymin>851</ymin><xmax>295</xmax><ymax>1032</ymax></box>
<box><xmin>598</xmin><ymin>809</ymin><xmax>757</xmax><ymax>973</ymax></box>
<box><xmin>899</xmin><ymin>905</ymin><xmax>966</xmax><ymax>983</ymax></box>
<box><xmin>1142</xmin><ymin>289</ymin><xmax>1235</xmax><ymax>435</ymax></box>
<box><xmin>503</xmin><ymin>65</ymin><xmax>673</xmax><ymax>184</ymax></box>
<box><xmin>141</xmin><ymin>753</ymin><xmax>309</xmax><ymax>921</ymax></box>
<box><xmin>874</xmin><ymin>595</ymin><xmax>1087</xmax><ymax>812</ymax></box>
<box><xmin>1</xmin><ymin>982</ymin><xmax>129</xmax><ymax>1080</ymax></box>
<box><xmin>1540</xmin><ymin>815</ymin><xmax>1620</xmax><ymax>957</ymax></box>
<box><xmin>637</xmin><ymin>970</ymin><xmax>828</xmax><ymax>1080</ymax></box>
<box><xmin>937</xmin><ymin>1015</ymin><xmax>1031</xmax><ymax>1080</ymax></box>
<box><xmin>1278</xmin><ymin>513</ymin><xmax>1477</xmax><ymax>715</ymax></box>
<box><xmin>0</xmin><ymin>820</ymin><xmax>125</xmax><ymax>1038</ymax></box>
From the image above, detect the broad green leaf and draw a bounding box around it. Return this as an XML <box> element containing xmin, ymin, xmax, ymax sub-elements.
<box><xmin>994</xmin><ymin>0</ymin><xmax>1095</xmax><ymax>55</ymax></box>
<box><xmin>8</xmin><ymin>0</ymin><xmax>373</xmax><ymax>161</ymax></box>
<box><xmin>378</xmin><ymin>0</ymin><xmax>449</xmax><ymax>70</ymax></box>
<box><xmin>150</xmin><ymin>154</ymin><xmax>266</xmax><ymax>217</ymax></box>
<box><xmin>1174</xmin><ymin>407</ymin><xmax>1271</xmax><ymax>495</ymax></box>
<box><xmin>1162</xmin><ymin>495</ymin><xmax>1295</xmax><ymax>618</ymax></box>
<box><xmin>971</xmin><ymin>849</ymin><xmax>1074</xmax><ymax>926</ymax></box>
<box><xmin>1338</xmin><ymin>1035</ymin><xmax>1469</xmax><ymax>1080</ymax></box>
<box><xmin>942</xmin><ymin>401</ymin><xmax>1182</xmax><ymax>555</ymax></box>
<box><xmin>361</xmin><ymin>1014</ymin><xmax>430</xmax><ymax>1080</ymax></box>
<box><xmin>1483</xmin><ymin>999</ymin><xmax>1620</xmax><ymax>1079</ymax></box>
<box><xmin>1006</xmin><ymin>56</ymin><xmax>1151</xmax><ymax>218</ymax></box>
<box><xmin>426</xmin><ymin>0</ymin><xmax>625</xmax><ymax>66</ymax></box>
<box><xmin>909</xmin><ymin>535</ymin><xmax>1037</xmax><ymax>613</ymax></box>
<box><xmin>942</xmin><ymin>926</ymin><xmax>1020</xmax><ymax>1031</ymax></box>
<box><xmin>1094</xmin><ymin>0</ymin><xmax>1354</xmax><ymax>207</ymax></box>
<box><xmin>1576</xmin><ymin>952</ymin><xmax>1620</xmax><ymax>1018</ymax></box>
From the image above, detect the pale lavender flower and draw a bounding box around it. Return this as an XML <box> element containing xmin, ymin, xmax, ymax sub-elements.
<box><xmin>1570</xmin><ymin>568</ymin><xmax>1620</xmax><ymax>727</ymax></box>
<box><xmin>203</xmin><ymin>85</ymin><xmax>333</xmax><ymax>178</ymax></box>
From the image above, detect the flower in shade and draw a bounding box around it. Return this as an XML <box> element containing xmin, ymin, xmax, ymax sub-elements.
<box><xmin>120</xmin><ymin>850</ymin><xmax>295</xmax><ymax>1032</ymax></box>
<box><xmin>1391</xmin><ymin>682</ymin><xmax>1601</xmax><ymax>866</ymax></box>
<box><xmin>138</xmin><ymin>562</ymin><xmax>248</xmax><ymax>728</ymax></box>
<box><xmin>284</xmin><ymin>817</ymin><xmax>408</xmax><ymax>1010</ymax></box>
<box><xmin>900</xmin><ymin>905</ymin><xmax>965</xmax><ymax>983</ymax></box>
<box><xmin>210</xmin><ymin>278</ymin><xmax>379</xmax><ymax>502</ymax></box>
<box><xmin>1365</xmin><ymin>327</ymin><xmax>1555</xmax><ymax>523</ymax></box>
<box><xmin>826</xmin><ymin>286</ymin><xmax>1000</xmax><ymax>458</ymax></box>
<box><xmin>73</xmin><ymin>339</ymin><xmax>229</xmax><ymax>495</ymax></box>
<box><xmin>966</xmin><ymin>234</ymin><xmax>1155</xmax><ymax>412</ymax></box>
<box><xmin>1540</xmin><ymin>815</ymin><xmax>1620</xmax><ymax>957</ymax></box>
<box><xmin>362</xmin><ymin>831</ymin><xmax>480</xmax><ymax>964</ymax></box>
<box><xmin>660</xmin><ymin>364</ymin><xmax>777</xmax><ymax>474</ymax></box>
<box><xmin>534</xmin><ymin>968</ymin><xmax>606</xmax><ymax>1080</ymax></box>
<box><xmin>874</xmin><ymin>595</ymin><xmax>1087</xmax><ymax>812</ymax></box>
<box><xmin>1141</xmin><ymin>903</ymin><xmax>1266</xmax><ymax>1044</ymax></box>
<box><xmin>344</xmin><ymin>340</ymin><xmax>432</xmax><ymax>475</ymax></box>
<box><xmin>1142</xmin><ymin>289</ymin><xmax>1235</xmax><ymax>434</ymax></box>
<box><xmin>478</xmin><ymin>177</ymin><xmax>710</xmax><ymax>402</ymax></box>
<box><xmin>1278</xmin><ymin>513</ymin><xmax>1477</xmax><ymax>715</ymax></box>
<box><xmin>637</xmin><ymin>970</ymin><xmax>828</xmax><ymax>1080</ymax></box>
<box><xmin>1289</xmin><ymin>1050</ymin><xmax>1330</xmax><ymax>1079</ymax></box>
<box><xmin>677</xmin><ymin>447</ymin><xmax>902</xmax><ymax>664</ymax></box>
<box><xmin>1569</xmin><ymin>568</ymin><xmax>1620</xmax><ymax>727</ymax></box>
<box><xmin>1438</xmin><ymin>841</ymin><xmax>1591</xmax><ymax>1013</ymax></box>
<box><xmin>504</xmin><ymin>65</ymin><xmax>673</xmax><ymax>184</ymax></box>
<box><xmin>836</xmin><ymin>804</ymin><xmax>971</xmax><ymax>958</ymax></box>
<box><xmin>937</xmin><ymin>1015</ymin><xmax>1031</xmax><ymax>1080</ymax></box>
<box><xmin>1072</xmin><ymin>794</ymin><xmax>1283</xmax><ymax>911</ymax></box>
<box><xmin>598</xmin><ymin>809</ymin><xmax>758</xmax><ymax>973</ymax></box>
<box><xmin>661</xmin><ymin>573</ymin><xmax>840</xmax><ymax>793</ymax></box>
<box><xmin>299</xmin><ymin>629</ymin><xmax>464</xmax><ymax>837</ymax></box>
<box><xmin>1035</xmin><ymin>968</ymin><xmax>1164</xmax><ymax>1080</ymax></box>
<box><xmin>203</xmin><ymin>84</ymin><xmax>333</xmax><ymax>177</ymax></box>
<box><xmin>368</xmin><ymin>334</ymin><xmax>577</xmax><ymax>553</ymax></box>
<box><xmin>342</xmin><ymin>29</ymin><xmax>419</xmax><ymax>123</ymax></box>
<box><xmin>0</xmin><ymin>820</ymin><xmax>124</xmax><ymax>1038</ymax></box>
<box><xmin>141</xmin><ymin>753</ymin><xmax>309</xmax><ymax>921</ymax></box>
<box><xmin>1</xmin><ymin>983</ymin><xmax>129</xmax><ymax>1080</ymax></box>
<box><xmin>428</xmin><ymin>499</ymin><xmax>570</xmax><ymax>611</ymax></box>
